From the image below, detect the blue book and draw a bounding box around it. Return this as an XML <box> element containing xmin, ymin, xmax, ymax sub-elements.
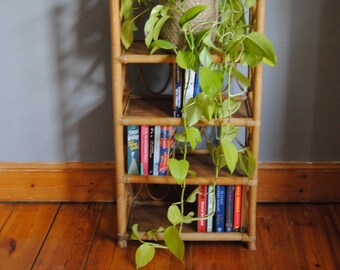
<box><xmin>225</xmin><ymin>185</ymin><xmax>235</xmax><ymax>232</ymax></box>
<box><xmin>127</xmin><ymin>126</ymin><xmax>140</xmax><ymax>175</ymax></box>
<box><xmin>215</xmin><ymin>185</ymin><xmax>226</xmax><ymax>232</ymax></box>
<box><xmin>193</xmin><ymin>66</ymin><xmax>202</xmax><ymax>98</ymax></box>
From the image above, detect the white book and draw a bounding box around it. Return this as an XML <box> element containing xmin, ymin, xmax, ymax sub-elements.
<box><xmin>153</xmin><ymin>126</ymin><xmax>161</xmax><ymax>176</ymax></box>
<box><xmin>206</xmin><ymin>185</ymin><xmax>214</xmax><ymax>232</ymax></box>
<box><xmin>183</xmin><ymin>69</ymin><xmax>196</xmax><ymax>106</ymax></box>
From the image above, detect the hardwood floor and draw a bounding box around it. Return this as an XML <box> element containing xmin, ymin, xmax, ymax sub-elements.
<box><xmin>0</xmin><ymin>203</ymin><xmax>339</xmax><ymax>270</ymax></box>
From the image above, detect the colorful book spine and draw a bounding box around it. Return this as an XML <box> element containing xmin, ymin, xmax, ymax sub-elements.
<box><xmin>206</xmin><ymin>185</ymin><xmax>214</xmax><ymax>232</ymax></box>
<box><xmin>197</xmin><ymin>185</ymin><xmax>207</xmax><ymax>232</ymax></box>
<box><xmin>183</xmin><ymin>69</ymin><xmax>196</xmax><ymax>106</ymax></box>
<box><xmin>159</xmin><ymin>126</ymin><xmax>170</xmax><ymax>176</ymax></box>
<box><xmin>153</xmin><ymin>126</ymin><xmax>161</xmax><ymax>176</ymax></box>
<box><xmin>193</xmin><ymin>66</ymin><xmax>202</xmax><ymax>98</ymax></box>
<box><xmin>173</xmin><ymin>64</ymin><xmax>183</xmax><ymax>118</ymax></box>
<box><xmin>148</xmin><ymin>126</ymin><xmax>155</xmax><ymax>175</ymax></box>
<box><xmin>140</xmin><ymin>126</ymin><xmax>149</xmax><ymax>175</ymax></box>
<box><xmin>233</xmin><ymin>185</ymin><xmax>243</xmax><ymax>232</ymax></box>
<box><xmin>215</xmin><ymin>185</ymin><xmax>226</xmax><ymax>232</ymax></box>
<box><xmin>126</xmin><ymin>126</ymin><xmax>140</xmax><ymax>175</ymax></box>
<box><xmin>225</xmin><ymin>185</ymin><xmax>235</xmax><ymax>232</ymax></box>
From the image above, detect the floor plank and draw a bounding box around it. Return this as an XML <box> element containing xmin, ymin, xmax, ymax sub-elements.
<box><xmin>0</xmin><ymin>203</ymin><xmax>15</xmax><ymax>232</ymax></box>
<box><xmin>32</xmin><ymin>203</ymin><xmax>103</xmax><ymax>270</ymax></box>
<box><xmin>0</xmin><ymin>203</ymin><xmax>60</xmax><ymax>270</ymax></box>
<box><xmin>85</xmin><ymin>204</ymin><xmax>117</xmax><ymax>270</ymax></box>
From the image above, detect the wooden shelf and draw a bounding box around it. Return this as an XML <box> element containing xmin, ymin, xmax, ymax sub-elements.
<box><xmin>119</xmin><ymin>41</ymin><xmax>224</xmax><ymax>64</ymax></box>
<box><xmin>128</xmin><ymin>202</ymin><xmax>250</xmax><ymax>242</ymax></box>
<box><xmin>123</xmin><ymin>153</ymin><xmax>257</xmax><ymax>186</ymax></box>
<box><xmin>120</xmin><ymin>95</ymin><xmax>259</xmax><ymax>127</ymax></box>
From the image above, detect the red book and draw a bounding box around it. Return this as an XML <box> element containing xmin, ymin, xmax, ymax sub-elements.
<box><xmin>140</xmin><ymin>125</ymin><xmax>149</xmax><ymax>175</ymax></box>
<box><xmin>233</xmin><ymin>185</ymin><xmax>243</xmax><ymax>232</ymax></box>
<box><xmin>197</xmin><ymin>185</ymin><xmax>207</xmax><ymax>232</ymax></box>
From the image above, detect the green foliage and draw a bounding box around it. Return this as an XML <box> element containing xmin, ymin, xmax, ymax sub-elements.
<box><xmin>164</xmin><ymin>226</ymin><xmax>185</xmax><ymax>262</ymax></box>
<box><xmin>122</xmin><ymin>0</ymin><xmax>277</xmax><ymax>268</ymax></box>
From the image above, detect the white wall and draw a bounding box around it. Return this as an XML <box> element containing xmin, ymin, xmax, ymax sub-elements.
<box><xmin>0</xmin><ymin>0</ymin><xmax>339</xmax><ymax>162</ymax></box>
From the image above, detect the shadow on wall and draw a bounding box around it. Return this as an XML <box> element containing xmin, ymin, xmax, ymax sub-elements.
<box><xmin>283</xmin><ymin>0</ymin><xmax>340</xmax><ymax>161</ymax></box>
<box><xmin>312</xmin><ymin>0</ymin><xmax>340</xmax><ymax>161</ymax></box>
<box><xmin>53</xmin><ymin>0</ymin><xmax>113</xmax><ymax>161</ymax></box>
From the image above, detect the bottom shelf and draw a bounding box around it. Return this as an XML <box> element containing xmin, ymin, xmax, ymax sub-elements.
<box><xmin>128</xmin><ymin>201</ymin><xmax>252</xmax><ymax>242</ymax></box>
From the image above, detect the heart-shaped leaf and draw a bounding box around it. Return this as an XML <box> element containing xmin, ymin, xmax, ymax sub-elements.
<box><xmin>167</xmin><ymin>205</ymin><xmax>182</xmax><ymax>225</ymax></box>
<box><xmin>135</xmin><ymin>243</ymin><xmax>155</xmax><ymax>269</ymax></box>
<box><xmin>169</xmin><ymin>158</ymin><xmax>189</xmax><ymax>185</ymax></box>
<box><xmin>164</xmin><ymin>226</ymin><xmax>185</xmax><ymax>262</ymax></box>
<box><xmin>221</xmin><ymin>138</ymin><xmax>238</xmax><ymax>173</ymax></box>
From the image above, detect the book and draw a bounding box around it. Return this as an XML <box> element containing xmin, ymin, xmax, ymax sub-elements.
<box><xmin>233</xmin><ymin>185</ymin><xmax>243</xmax><ymax>232</ymax></box>
<box><xmin>153</xmin><ymin>126</ymin><xmax>161</xmax><ymax>176</ymax></box>
<box><xmin>215</xmin><ymin>185</ymin><xmax>226</xmax><ymax>232</ymax></box>
<box><xmin>148</xmin><ymin>126</ymin><xmax>155</xmax><ymax>175</ymax></box>
<box><xmin>183</xmin><ymin>69</ymin><xmax>196</xmax><ymax>106</ymax></box>
<box><xmin>197</xmin><ymin>185</ymin><xmax>207</xmax><ymax>232</ymax></box>
<box><xmin>206</xmin><ymin>185</ymin><xmax>214</xmax><ymax>232</ymax></box>
<box><xmin>193</xmin><ymin>66</ymin><xmax>202</xmax><ymax>98</ymax></box>
<box><xmin>140</xmin><ymin>126</ymin><xmax>149</xmax><ymax>175</ymax></box>
<box><xmin>225</xmin><ymin>185</ymin><xmax>235</xmax><ymax>232</ymax></box>
<box><xmin>173</xmin><ymin>64</ymin><xmax>183</xmax><ymax>118</ymax></box>
<box><xmin>159</xmin><ymin>126</ymin><xmax>170</xmax><ymax>176</ymax></box>
<box><xmin>126</xmin><ymin>126</ymin><xmax>140</xmax><ymax>175</ymax></box>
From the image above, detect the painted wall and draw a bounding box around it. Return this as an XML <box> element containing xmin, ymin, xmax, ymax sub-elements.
<box><xmin>0</xmin><ymin>0</ymin><xmax>339</xmax><ymax>162</ymax></box>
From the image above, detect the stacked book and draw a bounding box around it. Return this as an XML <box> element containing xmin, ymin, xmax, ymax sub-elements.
<box><xmin>197</xmin><ymin>185</ymin><xmax>245</xmax><ymax>233</ymax></box>
<box><xmin>126</xmin><ymin>125</ymin><xmax>176</xmax><ymax>176</ymax></box>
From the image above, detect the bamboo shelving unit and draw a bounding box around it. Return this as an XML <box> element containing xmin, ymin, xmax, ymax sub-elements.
<box><xmin>110</xmin><ymin>0</ymin><xmax>266</xmax><ymax>250</ymax></box>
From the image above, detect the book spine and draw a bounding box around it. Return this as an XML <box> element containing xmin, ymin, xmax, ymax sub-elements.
<box><xmin>140</xmin><ymin>126</ymin><xmax>149</xmax><ymax>175</ymax></box>
<box><xmin>153</xmin><ymin>126</ymin><xmax>161</xmax><ymax>176</ymax></box>
<box><xmin>225</xmin><ymin>185</ymin><xmax>235</xmax><ymax>232</ymax></box>
<box><xmin>148</xmin><ymin>126</ymin><xmax>155</xmax><ymax>175</ymax></box>
<box><xmin>206</xmin><ymin>185</ymin><xmax>214</xmax><ymax>232</ymax></box>
<box><xmin>193</xmin><ymin>66</ymin><xmax>202</xmax><ymax>98</ymax></box>
<box><xmin>197</xmin><ymin>185</ymin><xmax>207</xmax><ymax>232</ymax></box>
<box><xmin>173</xmin><ymin>64</ymin><xmax>183</xmax><ymax>118</ymax></box>
<box><xmin>159</xmin><ymin>126</ymin><xmax>170</xmax><ymax>176</ymax></box>
<box><xmin>126</xmin><ymin>126</ymin><xmax>140</xmax><ymax>175</ymax></box>
<box><xmin>215</xmin><ymin>185</ymin><xmax>226</xmax><ymax>232</ymax></box>
<box><xmin>183</xmin><ymin>69</ymin><xmax>196</xmax><ymax>106</ymax></box>
<box><xmin>233</xmin><ymin>185</ymin><xmax>243</xmax><ymax>232</ymax></box>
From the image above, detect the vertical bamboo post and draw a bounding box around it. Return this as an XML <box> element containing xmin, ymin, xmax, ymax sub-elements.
<box><xmin>248</xmin><ymin>0</ymin><xmax>266</xmax><ymax>251</ymax></box>
<box><xmin>110</xmin><ymin>0</ymin><xmax>128</xmax><ymax>248</ymax></box>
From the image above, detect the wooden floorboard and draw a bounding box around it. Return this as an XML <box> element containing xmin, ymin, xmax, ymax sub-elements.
<box><xmin>0</xmin><ymin>203</ymin><xmax>60</xmax><ymax>270</ymax></box>
<box><xmin>0</xmin><ymin>202</ymin><xmax>338</xmax><ymax>270</ymax></box>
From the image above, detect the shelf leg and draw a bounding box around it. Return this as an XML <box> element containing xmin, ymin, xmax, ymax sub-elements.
<box><xmin>118</xmin><ymin>234</ymin><xmax>128</xmax><ymax>248</ymax></box>
<box><xmin>248</xmin><ymin>240</ymin><xmax>256</xmax><ymax>251</ymax></box>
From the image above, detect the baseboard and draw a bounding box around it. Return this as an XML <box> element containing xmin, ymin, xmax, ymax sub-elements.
<box><xmin>0</xmin><ymin>162</ymin><xmax>339</xmax><ymax>202</ymax></box>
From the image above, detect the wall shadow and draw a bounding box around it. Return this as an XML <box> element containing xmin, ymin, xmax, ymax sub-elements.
<box><xmin>52</xmin><ymin>0</ymin><xmax>113</xmax><ymax>162</ymax></box>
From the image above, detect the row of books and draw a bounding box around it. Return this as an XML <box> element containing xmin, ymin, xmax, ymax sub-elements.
<box><xmin>173</xmin><ymin>65</ymin><xmax>202</xmax><ymax>118</ymax></box>
<box><xmin>126</xmin><ymin>125</ymin><xmax>176</xmax><ymax>176</ymax></box>
<box><xmin>197</xmin><ymin>185</ymin><xmax>244</xmax><ymax>233</ymax></box>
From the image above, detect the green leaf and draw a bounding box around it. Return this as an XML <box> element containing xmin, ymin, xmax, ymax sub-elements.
<box><xmin>199</xmin><ymin>67</ymin><xmax>224</xmax><ymax>99</ymax></box>
<box><xmin>221</xmin><ymin>124</ymin><xmax>239</xmax><ymax>142</ymax></box>
<box><xmin>221</xmin><ymin>138</ymin><xmax>238</xmax><ymax>173</ymax></box>
<box><xmin>183</xmin><ymin>211</ymin><xmax>195</xmax><ymax>224</ymax></box>
<box><xmin>199</xmin><ymin>46</ymin><xmax>212</xmax><ymax>67</ymax></box>
<box><xmin>222</xmin><ymin>98</ymin><xmax>241</xmax><ymax>117</ymax></box>
<box><xmin>167</xmin><ymin>205</ymin><xmax>182</xmax><ymax>225</ymax></box>
<box><xmin>131</xmin><ymin>224</ymin><xmax>140</xmax><ymax>240</ymax></box>
<box><xmin>149</xmin><ymin>39</ymin><xmax>177</xmax><ymax>54</ymax></box>
<box><xmin>176</xmin><ymin>50</ymin><xmax>196</xmax><ymax>70</ymax></box>
<box><xmin>244</xmin><ymin>32</ymin><xmax>277</xmax><ymax>66</ymax></box>
<box><xmin>245</xmin><ymin>0</ymin><xmax>256</xmax><ymax>8</ymax></box>
<box><xmin>179</xmin><ymin>5</ymin><xmax>207</xmax><ymax>28</ymax></box>
<box><xmin>186</xmin><ymin>127</ymin><xmax>201</xmax><ymax>150</ymax></box>
<box><xmin>150</xmin><ymin>5</ymin><xmax>166</xmax><ymax>17</ymax></box>
<box><xmin>185</xmin><ymin>98</ymin><xmax>203</xmax><ymax>127</ymax></box>
<box><xmin>121</xmin><ymin>19</ymin><xmax>134</xmax><ymax>49</ymax></box>
<box><xmin>238</xmin><ymin>148</ymin><xmax>256</xmax><ymax>179</ymax></box>
<box><xmin>144</xmin><ymin>17</ymin><xmax>158</xmax><ymax>47</ymax></box>
<box><xmin>147</xmin><ymin>226</ymin><xmax>165</xmax><ymax>240</ymax></box>
<box><xmin>164</xmin><ymin>226</ymin><xmax>185</xmax><ymax>262</ymax></box>
<box><xmin>135</xmin><ymin>243</ymin><xmax>155</xmax><ymax>269</ymax></box>
<box><xmin>195</xmin><ymin>92</ymin><xmax>215</xmax><ymax>121</ymax></box>
<box><xmin>169</xmin><ymin>158</ymin><xmax>189</xmax><ymax>185</ymax></box>
<box><xmin>203</xmin><ymin>33</ymin><xmax>223</xmax><ymax>53</ymax></box>
<box><xmin>153</xmin><ymin>15</ymin><xmax>171</xmax><ymax>40</ymax></box>
<box><xmin>231</xmin><ymin>66</ymin><xmax>250</xmax><ymax>87</ymax></box>
<box><xmin>120</xmin><ymin>0</ymin><xmax>133</xmax><ymax>19</ymax></box>
<box><xmin>186</xmin><ymin>187</ymin><xmax>199</xmax><ymax>203</ymax></box>
<box><xmin>174</xmin><ymin>132</ymin><xmax>186</xmax><ymax>143</ymax></box>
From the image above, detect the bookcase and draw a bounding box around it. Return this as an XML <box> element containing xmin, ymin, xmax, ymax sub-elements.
<box><xmin>110</xmin><ymin>0</ymin><xmax>266</xmax><ymax>250</ymax></box>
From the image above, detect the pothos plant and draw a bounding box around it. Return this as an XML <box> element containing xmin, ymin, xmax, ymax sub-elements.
<box><xmin>120</xmin><ymin>0</ymin><xmax>276</xmax><ymax>268</ymax></box>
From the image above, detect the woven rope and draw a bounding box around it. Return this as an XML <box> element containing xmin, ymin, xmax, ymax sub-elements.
<box><xmin>160</xmin><ymin>0</ymin><xmax>219</xmax><ymax>49</ymax></box>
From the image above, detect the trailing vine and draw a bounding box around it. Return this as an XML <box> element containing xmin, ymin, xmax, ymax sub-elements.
<box><xmin>121</xmin><ymin>0</ymin><xmax>276</xmax><ymax>268</ymax></box>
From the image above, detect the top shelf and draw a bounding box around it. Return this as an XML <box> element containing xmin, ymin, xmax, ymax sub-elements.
<box><xmin>119</xmin><ymin>41</ymin><xmax>224</xmax><ymax>64</ymax></box>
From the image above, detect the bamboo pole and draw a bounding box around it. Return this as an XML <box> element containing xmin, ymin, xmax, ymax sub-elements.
<box><xmin>247</xmin><ymin>0</ymin><xmax>266</xmax><ymax>251</ymax></box>
<box><xmin>110</xmin><ymin>0</ymin><xmax>128</xmax><ymax>248</ymax></box>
